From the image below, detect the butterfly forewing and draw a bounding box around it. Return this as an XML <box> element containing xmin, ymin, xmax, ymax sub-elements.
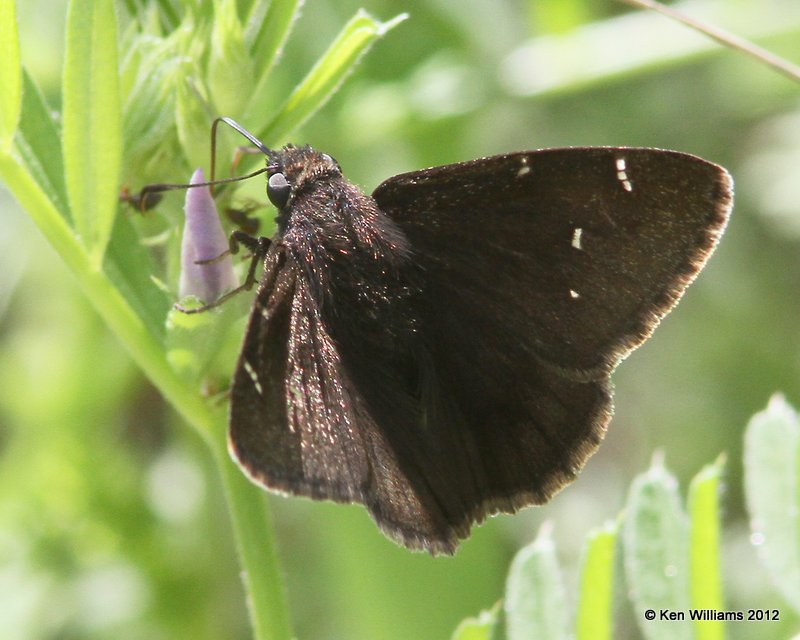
<box><xmin>373</xmin><ymin>148</ymin><xmax>732</xmax><ymax>377</ymax></box>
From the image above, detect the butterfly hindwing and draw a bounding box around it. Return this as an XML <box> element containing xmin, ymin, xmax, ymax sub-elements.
<box><xmin>229</xmin><ymin>245</ymin><xmax>477</xmax><ymax>552</ymax></box>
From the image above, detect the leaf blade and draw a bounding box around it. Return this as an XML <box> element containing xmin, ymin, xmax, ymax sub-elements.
<box><xmin>257</xmin><ymin>10</ymin><xmax>407</xmax><ymax>143</ymax></box>
<box><xmin>62</xmin><ymin>0</ymin><xmax>122</xmax><ymax>266</ymax></box>
<box><xmin>15</xmin><ymin>70</ymin><xmax>70</xmax><ymax>221</ymax></box>
<box><xmin>744</xmin><ymin>394</ymin><xmax>800</xmax><ymax>612</ymax></box>
<box><xmin>451</xmin><ymin>602</ymin><xmax>504</xmax><ymax>640</ymax></box>
<box><xmin>0</xmin><ymin>0</ymin><xmax>22</xmax><ymax>150</ymax></box>
<box><xmin>576</xmin><ymin>521</ymin><xmax>618</xmax><ymax>640</ymax></box>
<box><xmin>504</xmin><ymin>525</ymin><xmax>568</xmax><ymax>640</ymax></box>
<box><xmin>624</xmin><ymin>458</ymin><xmax>692</xmax><ymax>640</ymax></box>
<box><xmin>688</xmin><ymin>455</ymin><xmax>726</xmax><ymax>640</ymax></box>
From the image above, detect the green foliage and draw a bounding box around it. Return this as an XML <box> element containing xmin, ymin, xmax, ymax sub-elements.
<box><xmin>744</xmin><ymin>395</ymin><xmax>800</xmax><ymax>612</ymax></box>
<box><xmin>450</xmin><ymin>601</ymin><xmax>503</xmax><ymax>640</ymax></box>
<box><xmin>624</xmin><ymin>458</ymin><xmax>692</xmax><ymax>640</ymax></box>
<box><xmin>0</xmin><ymin>0</ymin><xmax>21</xmax><ymax>150</ymax></box>
<box><xmin>688</xmin><ymin>457</ymin><xmax>725</xmax><ymax>640</ymax></box>
<box><xmin>504</xmin><ymin>525</ymin><xmax>568</xmax><ymax>640</ymax></box>
<box><xmin>0</xmin><ymin>1</ymin><xmax>403</xmax><ymax>639</ymax></box>
<box><xmin>464</xmin><ymin>400</ymin><xmax>798</xmax><ymax>639</ymax></box>
<box><xmin>576</xmin><ymin>521</ymin><xmax>617</xmax><ymax>640</ymax></box>
<box><xmin>62</xmin><ymin>0</ymin><xmax>122</xmax><ymax>267</ymax></box>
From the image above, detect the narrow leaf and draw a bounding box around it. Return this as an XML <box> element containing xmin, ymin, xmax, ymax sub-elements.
<box><xmin>242</xmin><ymin>0</ymin><xmax>303</xmax><ymax>130</ymax></box>
<box><xmin>154</xmin><ymin>0</ymin><xmax>180</xmax><ymax>30</ymax></box>
<box><xmin>624</xmin><ymin>458</ymin><xmax>692</xmax><ymax>640</ymax></box>
<box><xmin>176</xmin><ymin>59</ymin><xmax>215</xmax><ymax>169</ymax></box>
<box><xmin>451</xmin><ymin>602</ymin><xmax>503</xmax><ymax>640</ymax></box>
<box><xmin>0</xmin><ymin>0</ymin><xmax>22</xmax><ymax>150</ymax></box>
<box><xmin>120</xmin><ymin>32</ymin><xmax>186</xmax><ymax>182</ymax></box>
<box><xmin>103</xmin><ymin>212</ymin><xmax>171</xmax><ymax>341</ymax></box>
<box><xmin>63</xmin><ymin>0</ymin><xmax>122</xmax><ymax>266</ymax></box>
<box><xmin>209</xmin><ymin>0</ymin><xmax>253</xmax><ymax>115</ymax></box>
<box><xmin>15</xmin><ymin>71</ymin><xmax>70</xmax><ymax>221</ymax></box>
<box><xmin>744</xmin><ymin>394</ymin><xmax>800</xmax><ymax>612</ymax></box>
<box><xmin>246</xmin><ymin>0</ymin><xmax>302</xmax><ymax>71</ymax></box>
<box><xmin>688</xmin><ymin>455</ymin><xmax>726</xmax><ymax>640</ymax></box>
<box><xmin>257</xmin><ymin>10</ymin><xmax>407</xmax><ymax>143</ymax></box>
<box><xmin>504</xmin><ymin>525</ymin><xmax>568</xmax><ymax>640</ymax></box>
<box><xmin>576</xmin><ymin>521</ymin><xmax>618</xmax><ymax>640</ymax></box>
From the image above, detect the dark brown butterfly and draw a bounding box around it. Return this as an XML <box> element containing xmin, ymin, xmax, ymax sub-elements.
<box><xmin>178</xmin><ymin>119</ymin><xmax>732</xmax><ymax>554</ymax></box>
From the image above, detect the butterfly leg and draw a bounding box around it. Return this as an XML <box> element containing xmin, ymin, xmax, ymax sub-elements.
<box><xmin>176</xmin><ymin>232</ymin><xmax>271</xmax><ymax>314</ymax></box>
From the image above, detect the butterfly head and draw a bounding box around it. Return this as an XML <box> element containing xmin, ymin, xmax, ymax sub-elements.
<box><xmin>265</xmin><ymin>146</ymin><xmax>342</xmax><ymax>215</ymax></box>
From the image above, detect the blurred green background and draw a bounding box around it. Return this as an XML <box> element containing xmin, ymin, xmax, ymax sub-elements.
<box><xmin>2</xmin><ymin>0</ymin><xmax>800</xmax><ymax>638</ymax></box>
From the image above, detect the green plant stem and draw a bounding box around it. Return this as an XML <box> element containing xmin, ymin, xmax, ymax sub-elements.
<box><xmin>0</xmin><ymin>151</ymin><xmax>213</xmax><ymax>436</ymax></box>
<box><xmin>0</xmin><ymin>150</ymin><xmax>292</xmax><ymax>640</ymax></box>
<box><xmin>213</xmin><ymin>431</ymin><xmax>293</xmax><ymax>640</ymax></box>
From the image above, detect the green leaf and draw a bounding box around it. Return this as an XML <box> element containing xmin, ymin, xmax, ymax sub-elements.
<box><xmin>504</xmin><ymin>525</ymin><xmax>568</xmax><ymax>640</ymax></box>
<box><xmin>451</xmin><ymin>602</ymin><xmax>504</xmax><ymax>640</ymax></box>
<box><xmin>527</xmin><ymin>0</ymin><xmax>593</xmax><ymax>35</ymax></box>
<box><xmin>744</xmin><ymin>394</ymin><xmax>800</xmax><ymax>612</ymax></box>
<box><xmin>257</xmin><ymin>10</ymin><xmax>408</xmax><ymax>143</ymax></box>
<box><xmin>688</xmin><ymin>455</ymin><xmax>726</xmax><ymax>640</ymax></box>
<box><xmin>165</xmin><ymin>289</ymin><xmax>248</xmax><ymax>383</ymax></box>
<box><xmin>176</xmin><ymin>58</ymin><xmax>215</xmax><ymax>170</ymax></box>
<box><xmin>15</xmin><ymin>71</ymin><xmax>70</xmax><ymax>221</ymax></box>
<box><xmin>576</xmin><ymin>521</ymin><xmax>618</xmax><ymax>640</ymax></box>
<box><xmin>104</xmin><ymin>213</ymin><xmax>171</xmax><ymax>341</ymax></box>
<box><xmin>246</xmin><ymin>0</ymin><xmax>301</xmax><ymax>72</ymax></box>
<box><xmin>209</xmin><ymin>0</ymin><xmax>254</xmax><ymax>116</ymax></box>
<box><xmin>62</xmin><ymin>0</ymin><xmax>123</xmax><ymax>267</ymax></box>
<box><xmin>0</xmin><ymin>0</ymin><xmax>22</xmax><ymax>150</ymax></box>
<box><xmin>242</xmin><ymin>0</ymin><xmax>302</xmax><ymax>129</ymax></box>
<box><xmin>120</xmin><ymin>30</ymin><xmax>187</xmax><ymax>183</ymax></box>
<box><xmin>624</xmin><ymin>457</ymin><xmax>692</xmax><ymax>640</ymax></box>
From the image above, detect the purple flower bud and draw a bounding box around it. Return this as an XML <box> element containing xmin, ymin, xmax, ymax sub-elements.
<box><xmin>178</xmin><ymin>169</ymin><xmax>238</xmax><ymax>302</ymax></box>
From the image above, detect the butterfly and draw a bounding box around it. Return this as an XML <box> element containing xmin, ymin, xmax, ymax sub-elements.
<box><xmin>177</xmin><ymin>119</ymin><xmax>732</xmax><ymax>554</ymax></box>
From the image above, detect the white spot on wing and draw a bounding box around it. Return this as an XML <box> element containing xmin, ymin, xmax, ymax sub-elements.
<box><xmin>569</xmin><ymin>289</ymin><xmax>580</xmax><ymax>299</ymax></box>
<box><xmin>615</xmin><ymin>156</ymin><xmax>633</xmax><ymax>192</ymax></box>
<box><xmin>243</xmin><ymin>359</ymin><xmax>263</xmax><ymax>396</ymax></box>
<box><xmin>571</xmin><ymin>227</ymin><xmax>583</xmax><ymax>250</ymax></box>
<box><xmin>517</xmin><ymin>156</ymin><xmax>531</xmax><ymax>177</ymax></box>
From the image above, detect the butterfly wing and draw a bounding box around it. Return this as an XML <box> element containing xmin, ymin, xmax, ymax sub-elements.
<box><xmin>373</xmin><ymin>147</ymin><xmax>732</xmax><ymax>376</ymax></box>
<box><xmin>229</xmin><ymin>245</ymin><xmax>469</xmax><ymax>552</ymax></box>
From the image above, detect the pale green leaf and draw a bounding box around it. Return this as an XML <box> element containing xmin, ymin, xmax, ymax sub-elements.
<box><xmin>246</xmin><ymin>0</ymin><xmax>301</xmax><ymax>71</ymax></box>
<box><xmin>744</xmin><ymin>394</ymin><xmax>800</xmax><ymax>612</ymax></box>
<box><xmin>624</xmin><ymin>458</ymin><xmax>692</xmax><ymax>640</ymax></box>
<box><xmin>0</xmin><ymin>0</ymin><xmax>22</xmax><ymax>150</ymax></box>
<box><xmin>242</xmin><ymin>0</ymin><xmax>303</xmax><ymax>130</ymax></box>
<box><xmin>450</xmin><ymin>602</ymin><xmax>503</xmax><ymax>640</ymax></box>
<box><xmin>62</xmin><ymin>0</ymin><xmax>122</xmax><ymax>266</ymax></box>
<box><xmin>257</xmin><ymin>10</ymin><xmax>407</xmax><ymax>143</ymax></box>
<box><xmin>209</xmin><ymin>0</ymin><xmax>254</xmax><ymax>115</ymax></box>
<box><xmin>504</xmin><ymin>526</ymin><xmax>568</xmax><ymax>640</ymax></box>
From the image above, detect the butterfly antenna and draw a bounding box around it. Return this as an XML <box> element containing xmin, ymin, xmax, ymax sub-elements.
<box><xmin>132</xmin><ymin>117</ymin><xmax>276</xmax><ymax>208</ymax></box>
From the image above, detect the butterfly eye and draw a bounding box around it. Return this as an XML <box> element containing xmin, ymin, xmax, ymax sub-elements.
<box><xmin>267</xmin><ymin>172</ymin><xmax>291</xmax><ymax>209</ymax></box>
